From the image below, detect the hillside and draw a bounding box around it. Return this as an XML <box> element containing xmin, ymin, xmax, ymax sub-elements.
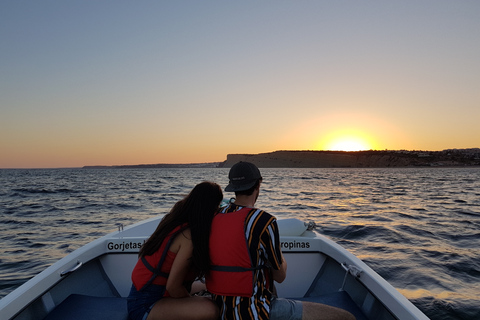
<box><xmin>82</xmin><ymin>149</ymin><xmax>480</xmax><ymax>169</ymax></box>
<box><xmin>219</xmin><ymin>150</ymin><xmax>480</xmax><ymax>168</ymax></box>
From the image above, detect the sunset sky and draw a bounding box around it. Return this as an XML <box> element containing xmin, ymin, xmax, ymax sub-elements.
<box><xmin>1</xmin><ymin>1</ymin><xmax>479</xmax><ymax>168</ymax></box>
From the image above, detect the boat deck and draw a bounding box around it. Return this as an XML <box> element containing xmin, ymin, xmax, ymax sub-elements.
<box><xmin>19</xmin><ymin>251</ymin><xmax>374</xmax><ymax>320</ymax></box>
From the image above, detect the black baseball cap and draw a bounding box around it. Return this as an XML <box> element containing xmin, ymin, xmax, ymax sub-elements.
<box><xmin>225</xmin><ymin>161</ymin><xmax>262</xmax><ymax>192</ymax></box>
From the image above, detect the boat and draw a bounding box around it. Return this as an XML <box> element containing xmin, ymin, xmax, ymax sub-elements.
<box><xmin>0</xmin><ymin>216</ymin><xmax>429</xmax><ymax>320</ymax></box>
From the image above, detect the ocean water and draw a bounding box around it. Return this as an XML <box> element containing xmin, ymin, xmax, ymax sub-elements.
<box><xmin>0</xmin><ymin>167</ymin><xmax>479</xmax><ymax>319</ymax></box>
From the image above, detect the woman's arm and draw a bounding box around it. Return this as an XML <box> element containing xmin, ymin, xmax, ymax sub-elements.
<box><xmin>165</xmin><ymin>229</ymin><xmax>194</xmax><ymax>298</ymax></box>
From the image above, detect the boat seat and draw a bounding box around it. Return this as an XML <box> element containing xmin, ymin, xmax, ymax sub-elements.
<box><xmin>43</xmin><ymin>294</ymin><xmax>128</xmax><ymax>320</ymax></box>
<box><xmin>296</xmin><ymin>291</ymin><xmax>368</xmax><ymax>320</ymax></box>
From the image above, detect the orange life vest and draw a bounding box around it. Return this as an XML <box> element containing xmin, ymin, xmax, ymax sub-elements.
<box><xmin>132</xmin><ymin>224</ymin><xmax>188</xmax><ymax>291</ymax></box>
<box><xmin>206</xmin><ymin>208</ymin><xmax>264</xmax><ymax>297</ymax></box>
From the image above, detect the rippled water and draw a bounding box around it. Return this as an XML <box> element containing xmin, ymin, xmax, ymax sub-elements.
<box><xmin>1</xmin><ymin>167</ymin><xmax>479</xmax><ymax>319</ymax></box>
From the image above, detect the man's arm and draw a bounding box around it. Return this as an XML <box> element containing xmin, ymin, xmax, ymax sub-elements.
<box><xmin>262</xmin><ymin>217</ymin><xmax>287</xmax><ymax>283</ymax></box>
<box><xmin>271</xmin><ymin>252</ymin><xmax>287</xmax><ymax>283</ymax></box>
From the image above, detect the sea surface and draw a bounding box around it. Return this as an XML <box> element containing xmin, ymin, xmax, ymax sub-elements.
<box><xmin>0</xmin><ymin>167</ymin><xmax>479</xmax><ymax>319</ymax></box>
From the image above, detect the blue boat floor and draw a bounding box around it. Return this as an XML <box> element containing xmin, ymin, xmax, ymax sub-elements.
<box><xmin>44</xmin><ymin>291</ymin><xmax>366</xmax><ymax>320</ymax></box>
<box><xmin>296</xmin><ymin>291</ymin><xmax>367</xmax><ymax>320</ymax></box>
<box><xmin>43</xmin><ymin>294</ymin><xmax>128</xmax><ymax>320</ymax></box>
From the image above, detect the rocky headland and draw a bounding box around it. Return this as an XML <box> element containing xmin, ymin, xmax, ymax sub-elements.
<box><xmin>219</xmin><ymin>149</ymin><xmax>480</xmax><ymax>168</ymax></box>
<box><xmin>83</xmin><ymin>149</ymin><xmax>480</xmax><ymax>169</ymax></box>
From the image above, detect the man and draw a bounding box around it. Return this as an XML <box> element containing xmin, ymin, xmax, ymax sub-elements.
<box><xmin>206</xmin><ymin>161</ymin><xmax>355</xmax><ymax>320</ymax></box>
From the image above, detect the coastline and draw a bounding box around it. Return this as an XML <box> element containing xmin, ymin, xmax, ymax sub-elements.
<box><xmin>82</xmin><ymin>149</ymin><xmax>480</xmax><ymax>169</ymax></box>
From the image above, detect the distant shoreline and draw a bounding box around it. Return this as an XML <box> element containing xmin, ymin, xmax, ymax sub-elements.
<box><xmin>83</xmin><ymin>162</ymin><xmax>221</xmax><ymax>169</ymax></box>
<box><xmin>83</xmin><ymin>149</ymin><xmax>480</xmax><ymax>169</ymax></box>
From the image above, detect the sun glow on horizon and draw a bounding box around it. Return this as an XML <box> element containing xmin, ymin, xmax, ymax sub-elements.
<box><xmin>279</xmin><ymin>113</ymin><xmax>411</xmax><ymax>154</ymax></box>
<box><xmin>327</xmin><ymin>137</ymin><xmax>370</xmax><ymax>151</ymax></box>
<box><xmin>317</xmin><ymin>128</ymin><xmax>378</xmax><ymax>152</ymax></box>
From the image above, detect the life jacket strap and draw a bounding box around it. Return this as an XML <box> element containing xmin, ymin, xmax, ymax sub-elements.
<box><xmin>210</xmin><ymin>264</ymin><xmax>265</xmax><ymax>272</ymax></box>
<box><xmin>141</xmin><ymin>256</ymin><xmax>170</xmax><ymax>278</ymax></box>
<box><xmin>140</xmin><ymin>225</ymin><xmax>188</xmax><ymax>291</ymax></box>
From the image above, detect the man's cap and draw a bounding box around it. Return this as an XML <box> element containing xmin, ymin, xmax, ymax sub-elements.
<box><xmin>225</xmin><ymin>161</ymin><xmax>262</xmax><ymax>192</ymax></box>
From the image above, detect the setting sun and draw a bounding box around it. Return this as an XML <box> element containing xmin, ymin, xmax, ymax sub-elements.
<box><xmin>317</xmin><ymin>128</ymin><xmax>378</xmax><ymax>151</ymax></box>
<box><xmin>278</xmin><ymin>113</ymin><xmax>396</xmax><ymax>154</ymax></box>
<box><xmin>327</xmin><ymin>137</ymin><xmax>370</xmax><ymax>151</ymax></box>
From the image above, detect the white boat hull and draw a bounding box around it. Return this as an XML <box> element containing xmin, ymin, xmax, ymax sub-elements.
<box><xmin>0</xmin><ymin>217</ymin><xmax>429</xmax><ymax>320</ymax></box>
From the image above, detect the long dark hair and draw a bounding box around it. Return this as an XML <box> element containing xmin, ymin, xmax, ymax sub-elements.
<box><xmin>139</xmin><ymin>181</ymin><xmax>223</xmax><ymax>277</ymax></box>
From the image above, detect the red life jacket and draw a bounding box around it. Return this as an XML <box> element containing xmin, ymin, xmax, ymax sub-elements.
<box><xmin>134</xmin><ymin>224</ymin><xmax>188</xmax><ymax>291</ymax></box>
<box><xmin>206</xmin><ymin>208</ymin><xmax>264</xmax><ymax>297</ymax></box>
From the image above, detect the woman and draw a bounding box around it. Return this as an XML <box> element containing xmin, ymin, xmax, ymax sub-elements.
<box><xmin>127</xmin><ymin>181</ymin><xmax>223</xmax><ymax>320</ymax></box>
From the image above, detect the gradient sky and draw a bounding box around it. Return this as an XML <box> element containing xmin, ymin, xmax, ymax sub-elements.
<box><xmin>1</xmin><ymin>1</ymin><xmax>479</xmax><ymax>168</ymax></box>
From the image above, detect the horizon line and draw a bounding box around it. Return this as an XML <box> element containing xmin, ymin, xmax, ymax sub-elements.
<box><xmin>2</xmin><ymin>148</ymin><xmax>479</xmax><ymax>170</ymax></box>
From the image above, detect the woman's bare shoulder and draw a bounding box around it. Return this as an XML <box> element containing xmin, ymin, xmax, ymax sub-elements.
<box><xmin>170</xmin><ymin>227</ymin><xmax>192</xmax><ymax>252</ymax></box>
<box><xmin>180</xmin><ymin>227</ymin><xmax>192</xmax><ymax>241</ymax></box>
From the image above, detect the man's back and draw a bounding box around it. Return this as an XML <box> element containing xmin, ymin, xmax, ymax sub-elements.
<box><xmin>207</xmin><ymin>204</ymin><xmax>283</xmax><ymax>320</ymax></box>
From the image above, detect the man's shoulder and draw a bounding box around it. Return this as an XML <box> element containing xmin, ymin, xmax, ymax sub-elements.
<box><xmin>222</xmin><ymin>205</ymin><xmax>277</xmax><ymax>226</ymax></box>
<box><xmin>251</xmin><ymin>207</ymin><xmax>274</xmax><ymax>218</ymax></box>
<box><xmin>246</xmin><ymin>207</ymin><xmax>277</xmax><ymax>226</ymax></box>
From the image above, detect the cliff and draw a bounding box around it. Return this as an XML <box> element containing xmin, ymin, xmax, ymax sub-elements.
<box><xmin>82</xmin><ymin>149</ymin><xmax>480</xmax><ymax>169</ymax></box>
<box><xmin>219</xmin><ymin>150</ymin><xmax>480</xmax><ymax>168</ymax></box>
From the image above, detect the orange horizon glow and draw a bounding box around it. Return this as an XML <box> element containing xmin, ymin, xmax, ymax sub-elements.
<box><xmin>325</xmin><ymin>138</ymin><xmax>371</xmax><ymax>151</ymax></box>
<box><xmin>278</xmin><ymin>113</ymin><xmax>391</xmax><ymax>153</ymax></box>
<box><xmin>318</xmin><ymin>128</ymin><xmax>379</xmax><ymax>152</ymax></box>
